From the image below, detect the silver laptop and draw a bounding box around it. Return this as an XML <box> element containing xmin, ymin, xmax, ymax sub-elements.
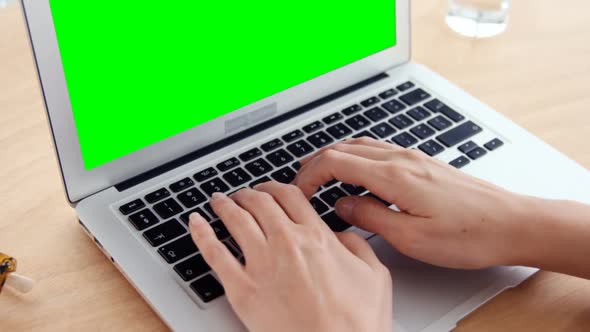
<box><xmin>22</xmin><ymin>0</ymin><xmax>590</xmax><ymax>331</ymax></box>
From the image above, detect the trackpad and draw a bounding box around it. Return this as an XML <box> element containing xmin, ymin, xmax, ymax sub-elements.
<box><xmin>368</xmin><ymin>236</ymin><xmax>536</xmax><ymax>332</ymax></box>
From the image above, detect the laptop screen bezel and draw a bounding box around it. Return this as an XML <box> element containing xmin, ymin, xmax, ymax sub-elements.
<box><xmin>22</xmin><ymin>0</ymin><xmax>410</xmax><ymax>203</ymax></box>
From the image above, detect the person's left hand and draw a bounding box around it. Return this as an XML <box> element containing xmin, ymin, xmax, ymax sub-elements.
<box><xmin>189</xmin><ymin>182</ymin><xmax>392</xmax><ymax>332</ymax></box>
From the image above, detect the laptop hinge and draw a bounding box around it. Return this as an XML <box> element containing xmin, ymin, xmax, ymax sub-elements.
<box><xmin>115</xmin><ymin>72</ymin><xmax>389</xmax><ymax>192</ymax></box>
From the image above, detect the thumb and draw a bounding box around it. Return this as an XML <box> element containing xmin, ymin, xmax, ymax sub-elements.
<box><xmin>335</xmin><ymin>196</ymin><xmax>421</xmax><ymax>236</ymax></box>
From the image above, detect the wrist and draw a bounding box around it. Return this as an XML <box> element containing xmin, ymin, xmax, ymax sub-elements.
<box><xmin>498</xmin><ymin>194</ymin><xmax>549</xmax><ymax>267</ymax></box>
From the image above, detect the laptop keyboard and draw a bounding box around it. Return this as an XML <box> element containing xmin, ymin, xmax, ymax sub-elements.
<box><xmin>116</xmin><ymin>81</ymin><xmax>504</xmax><ymax>305</ymax></box>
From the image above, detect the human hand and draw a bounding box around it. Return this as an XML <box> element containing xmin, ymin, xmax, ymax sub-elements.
<box><xmin>293</xmin><ymin>137</ymin><xmax>534</xmax><ymax>270</ymax></box>
<box><xmin>188</xmin><ymin>182</ymin><xmax>392</xmax><ymax>332</ymax></box>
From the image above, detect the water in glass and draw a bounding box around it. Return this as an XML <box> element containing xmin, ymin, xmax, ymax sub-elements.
<box><xmin>446</xmin><ymin>0</ymin><xmax>511</xmax><ymax>38</ymax></box>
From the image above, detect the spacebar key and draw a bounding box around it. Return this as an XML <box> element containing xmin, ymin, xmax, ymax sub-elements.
<box><xmin>437</xmin><ymin>121</ymin><xmax>482</xmax><ymax>147</ymax></box>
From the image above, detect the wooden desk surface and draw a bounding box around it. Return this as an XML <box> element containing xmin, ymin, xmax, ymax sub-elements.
<box><xmin>1</xmin><ymin>1</ymin><xmax>590</xmax><ymax>331</ymax></box>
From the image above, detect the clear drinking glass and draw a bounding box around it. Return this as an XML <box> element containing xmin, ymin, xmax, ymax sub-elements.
<box><xmin>0</xmin><ymin>0</ymin><xmax>14</xmax><ymax>8</ymax></box>
<box><xmin>446</xmin><ymin>0</ymin><xmax>511</xmax><ymax>38</ymax></box>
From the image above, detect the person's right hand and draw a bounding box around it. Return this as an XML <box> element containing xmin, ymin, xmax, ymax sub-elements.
<box><xmin>293</xmin><ymin>137</ymin><xmax>536</xmax><ymax>270</ymax></box>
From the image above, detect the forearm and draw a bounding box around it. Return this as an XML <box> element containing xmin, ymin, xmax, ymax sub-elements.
<box><xmin>510</xmin><ymin>196</ymin><xmax>590</xmax><ymax>279</ymax></box>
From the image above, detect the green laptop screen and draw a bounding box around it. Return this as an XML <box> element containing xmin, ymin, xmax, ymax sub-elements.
<box><xmin>49</xmin><ymin>1</ymin><xmax>397</xmax><ymax>170</ymax></box>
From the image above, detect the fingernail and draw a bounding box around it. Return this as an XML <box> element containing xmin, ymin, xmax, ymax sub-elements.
<box><xmin>189</xmin><ymin>213</ymin><xmax>205</xmax><ymax>228</ymax></box>
<box><xmin>335</xmin><ymin>197</ymin><xmax>358</xmax><ymax>219</ymax></box>
<box><xmin>211</xmin><ymin>192</ymin><xmax>225</xmax><ymax>200</ymax></box>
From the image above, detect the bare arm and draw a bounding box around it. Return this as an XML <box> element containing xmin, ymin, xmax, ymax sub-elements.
<box><xmin>511</xmin><ymin>198</ymin><xmax>590</xmax><ymax>279</ymax></box>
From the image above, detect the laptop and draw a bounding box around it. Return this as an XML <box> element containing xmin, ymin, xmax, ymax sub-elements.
<box><xmin>21</xmin><ymin>0</ymin><xmax>590</xmax><ymax>331</ymax></box>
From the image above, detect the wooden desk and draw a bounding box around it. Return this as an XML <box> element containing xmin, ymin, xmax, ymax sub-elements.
<box><xmin>1</xmin><ymin>1</ymin><xmax>589</xmax><ymax>330</ymax></box>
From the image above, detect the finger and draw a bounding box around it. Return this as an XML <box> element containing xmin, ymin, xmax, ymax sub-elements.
<box><xmin>293</xmin><ymin>149</ymin><xmax>389</xmax><ymax>198</ymax></box>
<box><xmin>335</xmin><ymin>231</ymin><xmax>383</xmax><ymax>269</ymax></box>
<box><xmin>254</xmin><ymin>181</ymin><xmax>327</xmax><ymax>227</ymax></box>
<box><xmin>297</xmin><ymin>144</ymin><xmax>393</xmax><ymax>177</ymax></box>
<box><xmin>335</xmin><ymin>195</ymin><xmax>423</xmax><ymax>237</ymax></box>
<box><xmin>345</xmin><ymin>136</ymin><xmax>404</xmax><ymax>151</ymax></box>
<box><xmin>230</xmin><ymin>188</ymin><xmax>292</xmax><ymax>237</ymax></box>
<box><xmin>189</xmin><ymin>213</ymin><xmax>247</xmax><ymax>293</ymax></box>
<box><xmin>299</xmin><ymin>137</ymin><xmax>401</xmax><ymax>166</ymax></box>
<box><xmin>210</xmin><ymin>192</ymin><xmax>266</xmax><ymax>255</ymax></box>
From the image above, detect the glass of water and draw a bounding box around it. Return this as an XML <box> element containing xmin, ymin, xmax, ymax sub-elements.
<box><xmin>446</xmin><ymin>0</ymin><xmax>511</xmax><ymax>38</ymax></box>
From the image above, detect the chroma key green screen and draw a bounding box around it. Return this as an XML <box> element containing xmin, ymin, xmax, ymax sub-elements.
<box><xmin>49</xmin><ymin>1</ymin><xmax>397</xmax><ymax>169</ymax></box>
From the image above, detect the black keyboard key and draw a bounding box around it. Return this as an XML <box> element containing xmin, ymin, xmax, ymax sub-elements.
<box><xmin>266</xmin><ymin>149</ymin><xmax>294</xmax><ymax>167</ymax></box>
<box><xmin>143</xmin><ymin>219</ymin><xmax>186</xmax><ymax>247</ymax></box>
<box><xmin>307</xmin><ymin>131</ymin><xmax>334</xmax><ymax>148</ymax></box>
<box><xmin>302</xmin><ymin>121</ymin><xmax>324</xmax><ymax>133</ymax></box>
<box><xmin>128</xmin><ymin>209</ymin><xmax>159</xmax><ymax>231</ymax></box>
<box><xmin>271</xmin><ymin>167</ymin><xmax>297</xmax><ymax>184</ymax></box>
<box><xmin>440</xmin><ymin>107</ymin><xmax>464</xmax><ymax>123</ymax></box>
<box><xmin>392</xmin><ymin>132</ymin><xmax>418</xmax><ymax>148</ymax></box>
<box><xmin>370</xmin><ymin>122</ymin><xmax>396</xmax><ymax>138</ymax></box>
<box><xmin>322</xmin><ymin>211</ymin><xmax>351</xmax><ymax>232</ymax></box>
<box><xmin>341</xmin><ymin>105</ymin><xmax>362</xmax><ymax>116</ymax></box>
<box><xmin>326</xmin><ymin>123</ymin><xmax>353</xmax><ymax>139</ymax></box>
<box><xmin>217</xmin><ymin>157</ymin><xmax>240</xmax><ymax>172</ymax></box>
<box><xmin>378</xmin><ymin>88</ymin><xmax>398</xmax><ymax>100</ymax></box>
<box><xmin>484</xmin><ymin>138</ymin><xmax>504</xmax><ymax>151</ymax></box>
<box><xmin>170</xmin><ymin>177</ymin><xmax>194</xmax><ymax>193</ymax></box>
<box><xmin>224</xmin><ymin>241</ymin><xmax>240</xmax><ymax>258</ymax></box>
<box><xmin>200</xmin><ymin>178</ymin><xmax>231</xmax><ymax>196</ymax></box>
<box><xmin>180</xmin><ymin>207</ymin><xmax>211</xmax><ymax>225</ymax></box>
<box><xmin>210</xmin><ymin>220</ymin><xmax>230</xmax><ymax>240</ymax></box>
<box><xmin>238</xmin><ymin>148</ymin><xmax>262</xmax><ymax>162</ymax></box>
<box><xmin>261</xmin><ymin>138</ymin><xmax>284</xmax><ymax>152</ymax></box>
<box><xmin>245</xmin><ymin>158</ymin><xmax>274</xmax><ymax>177</ymax></box>
<box><xmin>424</xmin><ymin>99</ymin><xmax>445</xmax><ymax>112</ymax></box>
<box><xmin>177</xmin><ymin>187</ymin><xmax>207</xmax><ymax>208</ymax></box>
<box><xmin>250</xmin><ymin>176</ymin><xmax>271</xmax><ymax>188</ymax></box>
<box><xmin>428</xmin><ymin>115</ymin><xmax>453</xmax><ymax>131</ymax></box>
<box><xmin>145</xmin><ymin>188</ymin><xmax>170</xmax><ymax>204</ymax></box>
<box><xmin>190</xmin><ymin>275</ymin><xmax>225</xmax><ymax>303</ymax></box>
<box><xmin>449</xmin><ymin>156</ymin><xmax>470</xmax><ymax>169</ymax></box>
<box><xmin>287</xmin><ymin>140</ymin><xmax>315</xmax><ymax>157</ymax></box>
<box><xmin>389</xmin><ymin>114</ymin><xmax>414</xmax><ymax>129</ymax></box>
<box><xmin>153</xmin><ymin>198</ymin><xmax>184</xmax><ymax>219</ymax></box>
<box><xmin>345</xmin><ymin>114</ymin><xmax>371</xmax><ymax>130</ymax></box>
<box><xmin>228</xmin><ymin>237</ymin><xmax>242</xmax><ymax>255</ymax></box>
<box><xmin>352</xmin><ymin>131</ymin><xmax>377</xmax><ymax>139</ymax></box>
<box><xmin>119</xmin><ymin>199</ymin><xmax>145</xmax><ymax>215</ymax></box>
<box><xmin>320</xmin><ymin>187</ymin><xmax>348</xmax><ymax>206</ymax></box>
<box><xmin>174</xmin><ymin>254</ymin><xmax>211</xmax><ymax>282</ymax></box>
<box><xmin>396</xmin><ymin>81</ymin><xmax>415</xmax><ymax>91</ymax></box>
<box><xmin>324</xmin><ymin>179</ymin><xmax>338</xmax><ymax>188</ymax></box>
<box><xmin>382</xmin><ymin>99</ymin><xmax>406</xmax><ymax>114</ymax></box>
<box><xmin>323</xmin><ymin>112</ymin><xmax>343</xmax><ymax>124</ymax></box>
<box><xmin>282</xmin><ymin>130</ymin><xmax>304</xmax><ymax>143</ymax></box>
<box><xmin>341</xmin><ymin>183</ymin><xmax>367</xmax><ymax>195</ymax></box>
<box><xmin>194</xmin><ymin>167</ymin><xmax>218</xmax><ymax>182</ymax></box>
<box><xmin>158</xmin><ymin>235</ymin><xmax>198</xmax><ymax>264</ymax></box>
<box><xmin>203</xmin><ymin>202</ymin><xmax>218</xmax><ymax>219</ymax></box>
<box><xmin>223</xmin><ymin>168</ymin><xmax>253</xmax><ymax>187</ymax></box>
<box><xmin>425</xmin><ymin>100</ymin><xmax>466</xmax><ymax>122</ymax></box>
<box><xmin>310</xmin><ymin>197</ymin><xmax>329</xmax><ymax>215</ymax></box>
<box><xmin>364</xmin><ymin>107</ymin><xmax>389</xmax><ymax>122</ymax></box>
<box><xmin>400</xmin><ymin>88</ymin><xmax>430</xmax><ymax>106</ymax></box>
<box><xmin>467</xmin><ymin>147</ymin><xmax>488</xmax><ymax>160</ymax></box>
<box><xmin>292</xmin><ymin>161</ymin><xmax>301</xmax><ymax>170</ymax></box>
<box><xmin>437</xmin><ymin>121</ymin><xmax>482</xmax><ymax>147</ymax></box>
<box><xmin>418</xmin><ymin>140</ymin><xmax>445</xmax><ymax>156</ymax></box>
<box><xmin>410</xmin><ymin>124</ymin><xmax>436</xmax><ymax>139</ymax></box>
<box><xmin>360</xmin><ymin>96</ymin><xmax>380</xmax><ymax>107</ymax></box>
<box><xmin>407</xmin><ymin>106</ymin><xmax>432</xmax><ymax>121</ymax></box>
<box><xmin>458</xmin><ymin>141</ymin><xmax>478</xmax><ymax>153</ymax></box>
